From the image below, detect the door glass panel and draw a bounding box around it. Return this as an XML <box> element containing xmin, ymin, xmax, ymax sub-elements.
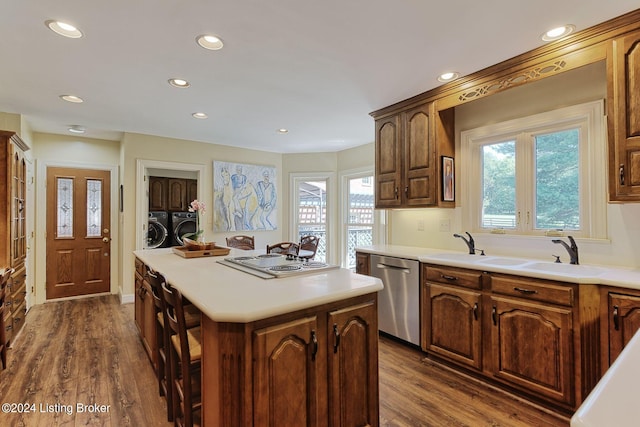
<box><xmin>346</xmin><ymin>176</ymin><xmax>374</xmax><ymax>269</ymax></box>
<box><xmin>481</xmin><ymin>141</ymin><xmax>516</xmax><ymax>229</ymax></box>
<box><xmin>297</xmin><ymin>180</ymin><xmax>327</xmax><ymax>262</ymax></box>
<box><xmin>57</xmin><ymin>177</ymin><xmax>74</xmax><ymax>237</ymax></box>
<box><xmin>87</xmin><ymin>179</ymin><xmax>102</xmax><ymax>237</ymax></box>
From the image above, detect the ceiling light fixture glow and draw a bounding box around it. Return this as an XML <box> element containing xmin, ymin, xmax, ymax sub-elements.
<box><xmin>68</xmin><ymin>125</ymin><xmax>86</xmax><ymax>134</ymax></box>
<box><xmin>541</xmin><ymin>24</ymin><xmax>575</xmax><ymax>41</ymax></box>
<box><xmin>277</xmin><ymin>128</ymin><xmax>289</xmax><ymax>134</ymax></box>
<box><xmin>60</xmin><ymin>94</ymin><xmax>84</xmax><ymax>103</ymax></box>
<box><xmin>196</xmin><ymin>34</ymin><xmax>224</xmax><ymax>50</ymax></box>
<box><xmin>192</xmin><ymin>112</ymin><xmax>208</xmax><ymax>119</ymax></box>
<box><xmin>45</xmin><ymin>20</ymin><xmax>83</xmax><ymax>38</ymax></box>
<box><xmin>437</xmin><ymin>71</ymin><xmax>460</xmax><ymax>82</ymax></box>
<box><xmin>168</xmin><ymin>78</ymin><xmax>190</xmax><ymax>88</ymax></box>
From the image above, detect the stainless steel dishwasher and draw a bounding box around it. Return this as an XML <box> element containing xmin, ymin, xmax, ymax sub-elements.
<box><xmin>370</xmin><ymin>254</ymin><xmax>420</xmax><ymax>346</ymax></box>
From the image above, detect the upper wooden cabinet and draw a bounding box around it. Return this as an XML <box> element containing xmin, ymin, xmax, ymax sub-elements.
<box><xmin>374</xmin><ymin>102</ymin><xmax>454</xmax><ymax>208</ymax></box>
<box><xmin>609</xmin><ymin>29</ymin><xmax>640</xmax><ymax>201</ymax></box>
<box><xmin>148</xmin><ymin>176</ymin><xmax>197</xmax><ymax>212</ymax></box>
<box><xmin>372</xmin><ymin>9</ymin><xmax>640</xmax><ymax>204</ymax></box>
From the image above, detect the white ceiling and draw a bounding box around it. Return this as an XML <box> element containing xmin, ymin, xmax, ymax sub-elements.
<box><xmin>1</xmin><ymin>1</ymin><xmax>638</xmax><ymax>153</ymax></box>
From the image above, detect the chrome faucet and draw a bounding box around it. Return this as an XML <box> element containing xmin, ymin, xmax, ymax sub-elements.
<box><xmin>453</xmin><ymin>232</ymin><xmax>476</xmax><ymax>255</ymax></box>
<box><xmin>552</xmin><ymin>236</ymin><xmax>579</xmax><ymax>265</ymax></box>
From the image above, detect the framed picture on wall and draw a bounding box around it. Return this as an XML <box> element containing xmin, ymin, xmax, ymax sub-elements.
<box><xmin>213</xmin><ymin>161</ymin><xmax>277</xmax><ymax>232</ymax></box>
<box><xmin>442</xmin><ymin>156</ymin><xmax>454</xmax><ymax>202</ymax></box>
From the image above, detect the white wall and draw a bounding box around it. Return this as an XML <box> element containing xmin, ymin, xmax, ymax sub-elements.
<box><xmin>119</xmin><ymin>132</ymin><xmax>284</xmax><ymax>298</ymax></box>
<box><xmin>31</xmin><ymin>132</ymin><xmax>121</xmax><ymax>304</ymax></box>
<box><xmin>388</xmin><ymin>61</ymin><xmax>640</xmax><ymax>269</ymax></box>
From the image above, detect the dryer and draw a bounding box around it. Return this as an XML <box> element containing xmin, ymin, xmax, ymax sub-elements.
<box><xmin>148</xmin><ymin>211</ymin><xmax>170</xmax><ymax>248</ymax></box>
<box><xmin>170</xmin><ymin>211</ymin><xmax>197</xmax><ymax>246</ymax></box>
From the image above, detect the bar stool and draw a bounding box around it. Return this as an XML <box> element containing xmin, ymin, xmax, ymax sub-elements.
<box><xmin>146</xmin><ymin>268</ymin><xmax>174</xmax><ymax>421</ymax></box>
<box><xmin>162</xmin><ymin>281</ymin><xmax>202</xmax><ymax>427</ymax></box>
<box><xmin>0</xmin><ymin>268</ymin><xmax>14</xmax><ymax>369</ymax></box>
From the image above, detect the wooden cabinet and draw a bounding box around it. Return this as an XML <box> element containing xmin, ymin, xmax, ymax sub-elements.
<box><xmin>149</xmin><ymin>176</ymin><xmax>198</xmax><ymax>211</ymax></box>
<box><xmin>605</xmin><ymin>290</ymin><xmax>640</xmax><ymax>366</ymax></box>
<box><xmin>489</xmin><ymin>275</ymin><xmax>574</xmax><ymax>406</ymax></box>
<box><xmin>134</xmin><ymin>257</ymin><xmax>157</xmax><ymax>368</ymax></box>
<box><xmin>203</xmin><ymin>293</ymin><xmax>379</xmax><ymax>426</ymax></box>
<box><xmin>423</xmin><ymin>265</ymin><xmax>483</xmax><ymax>370</ymax></box>
<box><xmin>1</xmin><ymin>131</ymin><xmax>29</xmax><ymax>347</ymax></box>
<box><xmin>609</xmin><ymin>29</ymin><xmax>640</xmax><ymax>201</ymax></box>
<box><xmin>373</xmin><ymin>103</ymin><xmax>454</xmax><ymax>209</ymax></box>
<box><xmin>355</xmin><ymin>252</ymin><xmax>370</xmax><ymax>275</ymax></box>
<box><xmin>327</xmin><ymin>301</ymin><xmax>378</xmax><ymax>427</ymax></box>
<box><xmin>148</xmin><ymin>176</ymin><xmax>167</xmax><ymax>211</ymax></box>
<box><xmin>422</xmin><ymin>263</ymin><xmax>600</xmax><ymax>413</ymax></box>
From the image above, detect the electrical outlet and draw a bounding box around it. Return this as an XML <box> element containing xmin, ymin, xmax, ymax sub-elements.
<box><xmin>439</xmin><ymin>219</ymin><xmax>450</xmax><ymax>232</ymax></box>
<box><xmin>417</xmin><ymin>220</ymin><xmax>425</xmax><ymax>231</ymax></box>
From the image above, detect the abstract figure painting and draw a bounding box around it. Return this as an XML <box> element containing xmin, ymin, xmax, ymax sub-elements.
<box><xmin>213</xmin><ymin>161</ymin><xmax>277</xmax><ymax>232</ymax></box>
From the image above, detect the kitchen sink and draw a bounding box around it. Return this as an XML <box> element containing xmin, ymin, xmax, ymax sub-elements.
<box><xmin>524</xmin><ymin>262</ymin><xmax>605</xmax><ymax>277</ymax></box>
<box><xmin>426</xmin><ymin>253</ymin><xmax>483</xmax><ymax>263</ymax></box>
<box><xmin>476</xmin><ymin>257</ymin><xmax>529</xmax><ymax>267</ymax></box>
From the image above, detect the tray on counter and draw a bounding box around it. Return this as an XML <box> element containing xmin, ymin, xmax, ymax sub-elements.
<box><xmin>172</xmin><ymin>245</ymin><xmax>231</xmax><ymax>258</ymax></box>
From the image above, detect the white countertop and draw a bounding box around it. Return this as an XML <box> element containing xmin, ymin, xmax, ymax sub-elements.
<box><xmin>571</xmin><ymin>329</ymin><xmax>640</xmax><ymax>426</ymax></box>
<box><xmin>134</xmin><ymin>248</ymin><xmax>383</xmax><ymax>323</ymax></box>
<box><xmin>357</xmin><ymin>245</ymin><xmax>640</xmax><ymax>290</ymax></box>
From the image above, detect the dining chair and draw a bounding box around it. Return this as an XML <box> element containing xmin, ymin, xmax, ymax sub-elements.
<box><xmin>266</xmin><ymin>242</ymin><xmax>299</xmax><ymax>255</ymax></box>
<box><xmin>226</xmin><ymin>235</ymin><xmax>255</xmax><ymax>250</ymax></box>
<box><xmin>162</xmin><ymin>281</ymin><xmax>202</xmax><ymax>427</ymax></box>
<box><xmin>299</xmin><ymin>235</ymin><xmax>320</xmax><ymax>259</ymax></box>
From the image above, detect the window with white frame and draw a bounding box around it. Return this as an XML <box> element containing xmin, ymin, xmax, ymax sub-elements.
<box><xmin>461</xmin><ymin>100</ymin><xmax>607</xmax><ymax>239</ymax></box>
<box><xmin>339</xmin><ymin>167</ymin><xmax>386</xmax><ymax>269</ymax></box>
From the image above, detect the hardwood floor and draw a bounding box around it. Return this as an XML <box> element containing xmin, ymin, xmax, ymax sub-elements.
<box><xmin>0</xmin><ymin>296</ymin><xmax>570</xmax><ymax>426</ymax></box>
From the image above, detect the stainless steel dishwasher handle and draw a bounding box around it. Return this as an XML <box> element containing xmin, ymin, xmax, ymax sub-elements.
<box><xmin>376</xmin><ymin>263</ymin><xmax>411</xmax><ymax>274</ymax></box>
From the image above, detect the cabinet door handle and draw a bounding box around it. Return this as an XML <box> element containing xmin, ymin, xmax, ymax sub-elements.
<box><xmin>441</xmin><ymin>274</ymin><xmax>458</xmax><ymax>281</ymax></box>
<box><xmin>473</xmin><ymin>302</ymin><xmax>478</xmax><ymax>321</ymax></box>
<box><xmin>404</xmin><ymin>186</ymin><xmax>408</xmax><ymax>196</ymax></box>
<box><xmin>311</xmin><ymin>330</ymin><xmax>318</xmax><ymax>361</ymax></box>
<box><xmin>394</xmin><ymin>187</ymin><xmax>399</xmax><ymax>199</ymax></box>
<box><xmin>333</xmin><ymin>323</ymin><xmax>341</xmax><ymax>353</ymax></box>
<box><xmin>613</xmin><ymin>305</ymin><xmax>619</xmax><ymax>331</ymax></box>
<box><xmin>513</xmin><ymin>287</ymin><xmax>537</xmax><ymax>295</ymax></box>
<box><xmin>492</xmin><ymin>306</ymin><xmax>497</xmax><ymax>326</ymax></box>
<box><xmin>620</xmin><ymin>164</ymin><xmax>625</xmax><ymax>186</ymax></box>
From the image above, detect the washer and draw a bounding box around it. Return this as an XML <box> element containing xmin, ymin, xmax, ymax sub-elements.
<box><xmin>171</xmin><ymin>211</ymin><xmax>197</xmax><ymax>246</ymax></box>
<box><xmin>147</xmin><ymin>211</ymin><xmax>170</xmax><ymax>248</ymax></box>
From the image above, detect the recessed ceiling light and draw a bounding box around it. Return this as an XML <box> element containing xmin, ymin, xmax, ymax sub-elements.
<box><xmin>168</xmin><ymin>78</ymin><xmax>190</xmax><ymax>88</ymax></box>
<box><xmin>277</xmin><ymin>128</ymin><xmax>289</xmax><ymax>134</ymax></box>
<box><xmin>437</xmin><ymin>72</ymin><xmax>460</xmax><ymax>83</ymax></box>
<box><xmin>45</xmin><ymin>20</ymin><xmax>83</xmax><ymax>38</ymax></box>
<box><xmin>541</xmin><ymin>24</ymin><xmax>575</xmax><ymax>41</ymax></box>
<box><xmin>68</xmin><ymin>125</ymin><xmax>85</xmax><ymax>134</ymax></box>
<box><xmin>196</xmin><ymin>34</ymin><xmax>224</xmax><ymax>50</ymax></box>
<box><xmin>192</xmin><ymin>112</ymin><xmax>208</xmax><ymax>119</ymax></box>
<box><xmin>60</xmin><ymin>94</ymin><xmax>84</xmax><ymax>103</ymax></box>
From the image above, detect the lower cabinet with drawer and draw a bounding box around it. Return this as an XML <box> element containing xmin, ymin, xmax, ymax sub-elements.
<box><xmin>423</xmin><ymin>263</ymin><xmax>601</xmax><ymax>413</ymax></box>
<box><xmin>4</xmin><ymin>266</ymin><xmax>27</xmax><ymax>346</ymax></box>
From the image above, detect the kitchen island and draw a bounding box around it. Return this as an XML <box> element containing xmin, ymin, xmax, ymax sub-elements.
<box><xmin>133</xmin><ymin>248</ymin><xmax>383</xmax><ymax>427</ymax></box>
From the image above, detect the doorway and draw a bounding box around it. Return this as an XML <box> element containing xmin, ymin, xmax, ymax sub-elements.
<box><xmin>46</xmin><ymin>167</ymin><xmax>111</xmax><ymax>299</ymax></box>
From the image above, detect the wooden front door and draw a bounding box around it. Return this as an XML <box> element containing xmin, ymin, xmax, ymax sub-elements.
<box><xmin>46</xmin><ymin>167</ymin><xmax>111</xmax><ymax>299</ymax></box>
